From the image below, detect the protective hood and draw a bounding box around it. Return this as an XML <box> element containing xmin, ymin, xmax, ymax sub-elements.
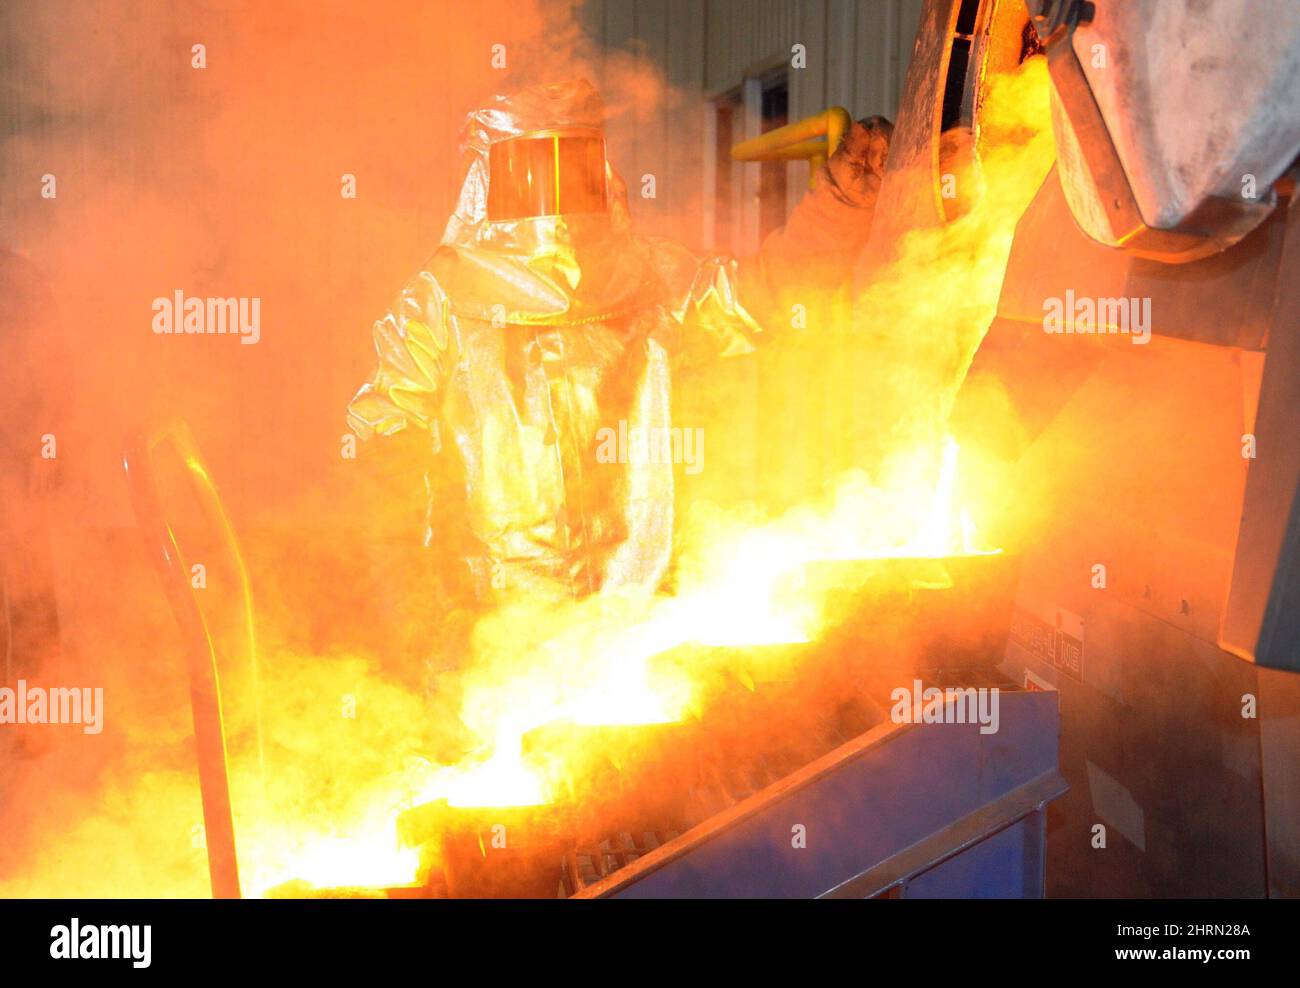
<box><xmin>434</xmin><ymin>79</ymin><xmax>657</xmax><ymax>326</ymax></box>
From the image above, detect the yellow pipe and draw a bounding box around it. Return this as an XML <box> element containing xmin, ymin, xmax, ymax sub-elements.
<box><xmin>740</xmin><ymin>138</ymin><xmax>828</xmax><ymax>161</ymax></box>
<box><xmin>731</xmin><ymin>106</ymin><xmax>852</xmax><ymax>188</ymax></box>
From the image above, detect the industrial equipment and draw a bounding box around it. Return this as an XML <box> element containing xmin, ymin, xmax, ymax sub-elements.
<box><xmin>125</xmin><ymin>0</ymin><xmax>1300</xmax><ymax>901</ymax></box>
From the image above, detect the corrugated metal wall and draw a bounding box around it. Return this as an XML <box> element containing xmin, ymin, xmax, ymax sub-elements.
<box><xmin>581</xmin><ymin>0</ymin><xmax>924</xmax><ymax>248</ymax></box>
<box><xmin>587</xmin><ymin>0</ymin><xmax>923</xmax><ymax>117</ymax></box>
<box><xmin>575</xmin><ymin>0</ymin><xmax>928</xmax><ymax>508</ymax></box>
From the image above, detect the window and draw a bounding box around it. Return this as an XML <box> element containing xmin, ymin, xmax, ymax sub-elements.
<box><xmin>710</xmin><ymin>68</ymin><xmax>790</xmax><ymax>254</ymax></box>
<box><xmin>757</xmin><ymin>74</ymin><xmax>789</xmax><ymax>243</ymax></box>
<box><xmin>713</xmin><ymin>91</ymin><xmax>741</xmax><ymax>254</ymax></box>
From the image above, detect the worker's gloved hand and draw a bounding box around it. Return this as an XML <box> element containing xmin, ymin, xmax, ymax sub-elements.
<box><xmin>736</xmin><ymin>114</ymin><xmax>893</xmax><ymax>334</ymax></box>
<box><xmin>823</xmin><ymin>115</ymin><xmax>893</xmax><ymax>209</ymax></box>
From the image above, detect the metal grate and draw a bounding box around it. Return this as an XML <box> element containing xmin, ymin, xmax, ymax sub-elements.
<box><xmin>563</xmin><ymin>831</ymin><xmax>681</xmax><ymax>894</ymax></box>
<box><xmin>559</xmin><ymin>689</ymin><xmax>886</xmax><ymax>896</ymax></box>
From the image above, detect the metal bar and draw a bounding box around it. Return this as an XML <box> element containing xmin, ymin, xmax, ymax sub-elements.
<box><xmin>818</xmin><ymin>771</ymin><xmax>1067</xmax><ymax>898</ymax></box>
<box><xmin>1028</xmin><ymin>806</ymin><xmax>1048</xmax><ymax>898</ymax></box>
<box><xmin>577</xmin><ymin>688</ymin><xmax>1062</xmax><ymax>898</ymax></box>
<box><xmin>123</xmin><ymin>422</ymin><xmax>246</xmax><ymax>899</ymax></box>
<box><xmin>736</xmin><ymin>137</ymin><xmax>830</xmax><ymax>161</ymax></box>
<box><xmin>730</xmin><ymin>106</ymin><xmax>852</xmax><ymax>160</ymax></box>
<box><xmin>575</xmin><ymin>701</ymin><xmax>903</xmax><ymax>898</ymax></box>
<box><xmin>731</xmin><ymin>106</ymin><xmax>852</xmax><ymax>188</ymax></box>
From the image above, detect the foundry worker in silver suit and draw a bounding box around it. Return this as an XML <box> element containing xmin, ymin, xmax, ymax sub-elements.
<box><xmin>347</xmin><ymin>80</ymin><xmax>890</xmax><ymax>611</ymax></box>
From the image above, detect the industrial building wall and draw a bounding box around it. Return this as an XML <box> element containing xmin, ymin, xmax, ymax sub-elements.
<box><xmin>579</xmin><ymin>0</ymin><xmax>925</xmax><ymax>250</ymax></box>
<box><xmin>0</xmin><ymin>0</ymin><xmax>923</xmax><ymax>534</ymax></box>
<box><xmin>573</xmin><ymin>1</ymin><xmax>927</xmax><ymax>510</ymax></box>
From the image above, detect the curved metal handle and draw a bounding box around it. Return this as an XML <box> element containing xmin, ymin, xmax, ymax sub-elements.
<box><xmin>122</xmin><ymin>421</ymin><xmax>261</xmax><ymax>899</ymax></box>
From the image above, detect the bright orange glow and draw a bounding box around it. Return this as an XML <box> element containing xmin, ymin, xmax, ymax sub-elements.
<box><xmin>0</xmin><ymin>56</ymin><xmax>1055</xmax><ymax>900</ymax></box>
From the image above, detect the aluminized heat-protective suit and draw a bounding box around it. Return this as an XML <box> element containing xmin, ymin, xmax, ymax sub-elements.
<box><xmin>348</xmin><ymin>80</ymin><xmax>889</xmax><ymax>606</ymax></box>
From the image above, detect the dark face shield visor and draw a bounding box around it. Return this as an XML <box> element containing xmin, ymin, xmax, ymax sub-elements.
<box><xmin>486</xmin><ymin>132</ymin><xmax>608</xmax><ymax>221</ymax></box>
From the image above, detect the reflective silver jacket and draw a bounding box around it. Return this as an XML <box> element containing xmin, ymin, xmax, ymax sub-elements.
<box><xmin>347</xmin><ymin>81</ymin><xmax>884</xmax><ymax>603</ymax></box>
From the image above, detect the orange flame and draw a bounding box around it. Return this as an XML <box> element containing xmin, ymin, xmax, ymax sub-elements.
<box><xmin>248</xmin><ymin>58</ymin><xmax>1056</xmax><ymax>894</ymax></box>
<box><xmin>0</xmin><ymin>56</ymin><xmax>1055</xmax><ymax>899</ymax></box>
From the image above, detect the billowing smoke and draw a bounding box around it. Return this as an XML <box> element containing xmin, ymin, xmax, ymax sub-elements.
<box><xmin>0</xmin><ymin>0</ymin><xmax>682</xmax><ymax>896</ymax></box>
<box><xmin>0</xmin><ymin>0</ymin><xmax>1057</xmax><ymax>898</ymax></box>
